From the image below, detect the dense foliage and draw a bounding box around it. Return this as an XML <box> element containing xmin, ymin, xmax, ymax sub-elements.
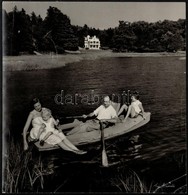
<box><xmin>3</xmin><ymin>6</ymin><xmax>185</xmax><ymax>55</ymax></box>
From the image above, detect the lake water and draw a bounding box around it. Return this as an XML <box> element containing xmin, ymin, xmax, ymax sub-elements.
<box><xmin>5</xmin><ymin>55</ymin><xmax>186</xmax><ymax>192</ymax></box>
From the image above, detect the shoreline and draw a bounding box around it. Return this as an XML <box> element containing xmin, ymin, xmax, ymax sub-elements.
<box><xmin>3</xmin><ymin>50</ymin><xmax>186</xmax><ymax>71</ymax></box>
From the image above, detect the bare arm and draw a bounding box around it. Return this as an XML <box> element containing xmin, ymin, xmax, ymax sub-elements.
<box><xmin>22</xmin><ymin>113</ymin><xmax>33</xmax><ymax>150</ymax></box>
<box><xmin>37</xmin><ymin>124</ymin><xmax>46</xmax><ymax>139</ymax></box>
<box><xmin>82</xmin><ymin>112</ymin><xmax>95</xmax><ymax>119</ymax></box>
<box><xmin>138</xmin><ymin>104</ymin><xmax>146</xmax><ymax>119</ymax></box>
<box><xmin>51</xmin><ymin>117</ymin><xmax>59</xmax><ymax>127</ymax></box>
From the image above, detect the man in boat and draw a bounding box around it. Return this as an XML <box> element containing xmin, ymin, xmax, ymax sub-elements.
<box><xmin>66</xmin><ymin>96</ymin><xmax>118</xmax><ymax>135</ymax></box>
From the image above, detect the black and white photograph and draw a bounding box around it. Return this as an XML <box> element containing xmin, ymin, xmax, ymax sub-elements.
<box><xmin>2</xmin><ymin>1</ymin><xmax>186</xmax><ymax>193</ymax></box>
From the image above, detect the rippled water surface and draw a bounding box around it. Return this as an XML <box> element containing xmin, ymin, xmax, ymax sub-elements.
<box><xmin>5</xmin><ymin>55</ymin><xmax>186</xmax><ymax>192</ymax></box>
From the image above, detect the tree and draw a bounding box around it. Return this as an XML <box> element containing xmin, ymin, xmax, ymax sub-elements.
<box><xmin>4</xmin><ymin>6</ymin><xmax>185</xmax><ymax>55</ymax></box>
<box><xmin>6</xmin><ymin>7</ymin><xmax>33</xmax><ymax>55</ymax></box>
<box><xmin>43</xmin><ymin>6</ymin><xmax>79</xmax><ymax>52</ymax></box>
<box><xmin>112</xmin><ymin>21</ymin><xmax>136</xmax><ymax>51</ymax></box>
<box><xmin>161</xmin><ymin>31</ymin><xmax>184</xmax><ymax>52</ymax></box>
<box><xmin>30</xmin><ymin>12</ymin><xmax>45</xmax><ymax>52</ymax></box>
<box><xmin>2</xmin><ymin>9</ymin><xmax>8</xmax><ymax>55</ymax></box>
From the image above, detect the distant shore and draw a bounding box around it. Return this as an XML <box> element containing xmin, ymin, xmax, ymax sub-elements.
<box><xmin>3</xmin><ymin>50</ymin><xmax>186</xmax><ymax>71</ymax></box>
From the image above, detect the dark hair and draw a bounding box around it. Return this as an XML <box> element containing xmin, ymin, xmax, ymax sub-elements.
<box><xmin>132</xmin><ymin>91</ymin><xmax>140</xmax><ymax>100</ymax></box>
<box><xmin>30</xmin><ymin>98</ymin><xmax>40</xmax><ymax>108</ymax></box>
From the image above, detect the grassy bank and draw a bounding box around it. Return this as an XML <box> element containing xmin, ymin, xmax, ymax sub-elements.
<box><xmin>3</xmin><ymin>50</ymin><xmax>186</xmax><ymax>71</ymax></box>
<box><xmin>3</xmin><ymin>139</ymin><xmax>45</xmax><ymax>192</ymax></box>
<box><xmin>3</xmin><ymin>137</ymin><xmax>186</xmax><ymax>192</ymax></box>
<box><xmin>3</xmin><ymin>137</ymin><xmax>153</xmax><ymax>193</ymax></box>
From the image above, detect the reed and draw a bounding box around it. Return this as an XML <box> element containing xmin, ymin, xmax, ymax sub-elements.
<box><xmin>3</xmin><ymin>138</ymin><xmax>45</xmax><ymax>192</ymax></box>
<box><xmin>110</xmin><ymin>168</ymin><xmax>154</xmax><ymax>193</ymax></box>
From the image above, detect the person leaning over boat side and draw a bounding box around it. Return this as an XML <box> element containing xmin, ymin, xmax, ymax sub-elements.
<box><xmin>22</xmin><ymin>98</ymin><xmax>84</xmax><ymax>152</ymax></box>
<box><xmin>118</xmin><ymin>92</ymin><xmax>146</xmax><ymax>122</ymax></box>
<box><xmin>38</xmin><ymin>108</ymin><xmax>86</xmax><ymax>154</ymax></box>
<box><xmin>66</xmin><ymin>96</ymin><xmax>118</xmax><ymax>135</ymax></box>
<box><xmin>22</xmin><ymin>98</ymin><xmax>47</xmax><ymax>151</ymax></box>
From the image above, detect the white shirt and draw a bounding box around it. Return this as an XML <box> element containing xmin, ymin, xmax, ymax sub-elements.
<box><xmin>131</xmin><ymin>100</ymin><xmax>142</xmax><ymax>114</ymax></box>
<box><xmin>93</xmin><ymin>105</ymin><xmax>117</xmax><ymax>120</ymax></box>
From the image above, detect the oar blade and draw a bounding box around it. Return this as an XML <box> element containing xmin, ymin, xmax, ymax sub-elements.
<box><xmin>102</xmin><ymin>149</ymin><xmax>109</xmax><ymax>167</ymax></box>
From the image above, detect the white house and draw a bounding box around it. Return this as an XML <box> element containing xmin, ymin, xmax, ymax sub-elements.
<box><xmin>84</xmin><ymin>35</ymin><xmax>100</xmax><ymax>50</ymax></box>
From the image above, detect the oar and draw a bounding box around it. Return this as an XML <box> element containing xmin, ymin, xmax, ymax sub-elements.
<box><xmin>65</xmin><ymin>116</ymin><xmax>84</xmax><ymax>119</ymax></box>
<box><xmin>99</xmin><ymin>121</ymin><xmax>109</xmax><ymax>167</ymax></box>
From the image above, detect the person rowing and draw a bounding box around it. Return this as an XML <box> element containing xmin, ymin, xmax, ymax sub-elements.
<box><xmin>66</xmin><ymin>96</ymin><xmax>118</xmax><ymax>135</ymax></box>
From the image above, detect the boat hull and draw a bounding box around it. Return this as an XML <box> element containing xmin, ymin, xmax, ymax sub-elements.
<box><xmin>34</xmin><ymin>112</ymin><xmax>151</xmax><ymax>151</ymax></box>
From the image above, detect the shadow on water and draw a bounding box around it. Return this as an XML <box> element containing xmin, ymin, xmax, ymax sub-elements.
<box><xmin>4</xmin><ymin>56</ymin><xmax>186</xmax><ymax>192</ymax></box>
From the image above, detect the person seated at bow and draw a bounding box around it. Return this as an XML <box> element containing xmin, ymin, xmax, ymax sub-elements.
<box><xmin>118</xmin><ymin>91</ymin><xmax>146</xmax><ymax>122</ymax></box>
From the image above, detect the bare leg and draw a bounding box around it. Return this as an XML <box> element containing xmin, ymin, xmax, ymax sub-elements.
<box><xmin>58</xmin><ymin>138</ymin><xmax>87</xmax><ymax>154</ymax></box>
<box><xmin>63</xmin><ymin>138</ymin><xmax>80</xmax><ymax>151</ymax></box>
<box><xmin>54</xmin><ymin>131</ymin><xmax>83</xmax><ymax>151</ymax></box>
<box><xmin>58</xmin><ymin>120</ymin><xmax>83</xmax><ymax>131</ymax></box>
<box><xmin>118</xmin><ymin>104</ymin><xmax>128</xmax><ymax>116</ymax></box>
<box><xmin>123</xmin><ymin>105</ymin><xmax>136</xmax><ymax>122</ymax></box>
<box><xmin>66</xmin><ymin>123</ymin><xmax>88</xmax><ymax>135</ymax></box>
<box><xmin>66</xmin><ymin>125</ymin><xmax>81</xmax><ymax>135</ymax></box>
<box><xmin>57</xmin><ymin>141</ymin><xmax>73</xmax><ymax>151</ymax></box>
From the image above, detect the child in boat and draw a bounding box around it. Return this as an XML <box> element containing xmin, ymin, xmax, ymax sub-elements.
<box><xmin>38</xmin><ymin>108</ymin><xmax>87</xmax><ymax>154</ymax></box>
<box><xmin>30</xmin><ymin>117</ymin><xmax>48</xmax><ymax>141</ymax></box>
<box><xmin>38</xmin><ymin>108</ymin><xmax>60</xmax><ymax>142</ymax></box>
<box><xmin>118</xmin><ymin>92</ymin><xmax>146</xmax><ymax>122</ymax></box>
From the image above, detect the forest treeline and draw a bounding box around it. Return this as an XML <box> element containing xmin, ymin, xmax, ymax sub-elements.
<box><xmin>3</xmin><ymin>6</ymin><xmax>185</xmax><ymax>55</ymax></box>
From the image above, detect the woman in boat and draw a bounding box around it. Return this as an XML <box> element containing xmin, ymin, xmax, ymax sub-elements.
<box><xmin>22</xmin><ymin>98</ymin><xmax>46</xmax><ymax>150</ymax></box>
<box><xmin>118</xmin><ymin>92</ymin><xmax>146</xmax><ymax>122</ymax></box>
<box><xmin>22</xmin><ymin>98</ymin><xmax>84</xmax><ymax>153</ymax></box>
<box><xmin>38</xmin><ymin>108</ymin><xmax>86</xmax><ymax>154</ymax></box>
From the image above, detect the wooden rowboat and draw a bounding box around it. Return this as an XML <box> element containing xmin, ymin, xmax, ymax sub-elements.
<box><xmin>34</xmin><ymin>112</ymin><xmax>151</xmax><ymax>151</ymax></box>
